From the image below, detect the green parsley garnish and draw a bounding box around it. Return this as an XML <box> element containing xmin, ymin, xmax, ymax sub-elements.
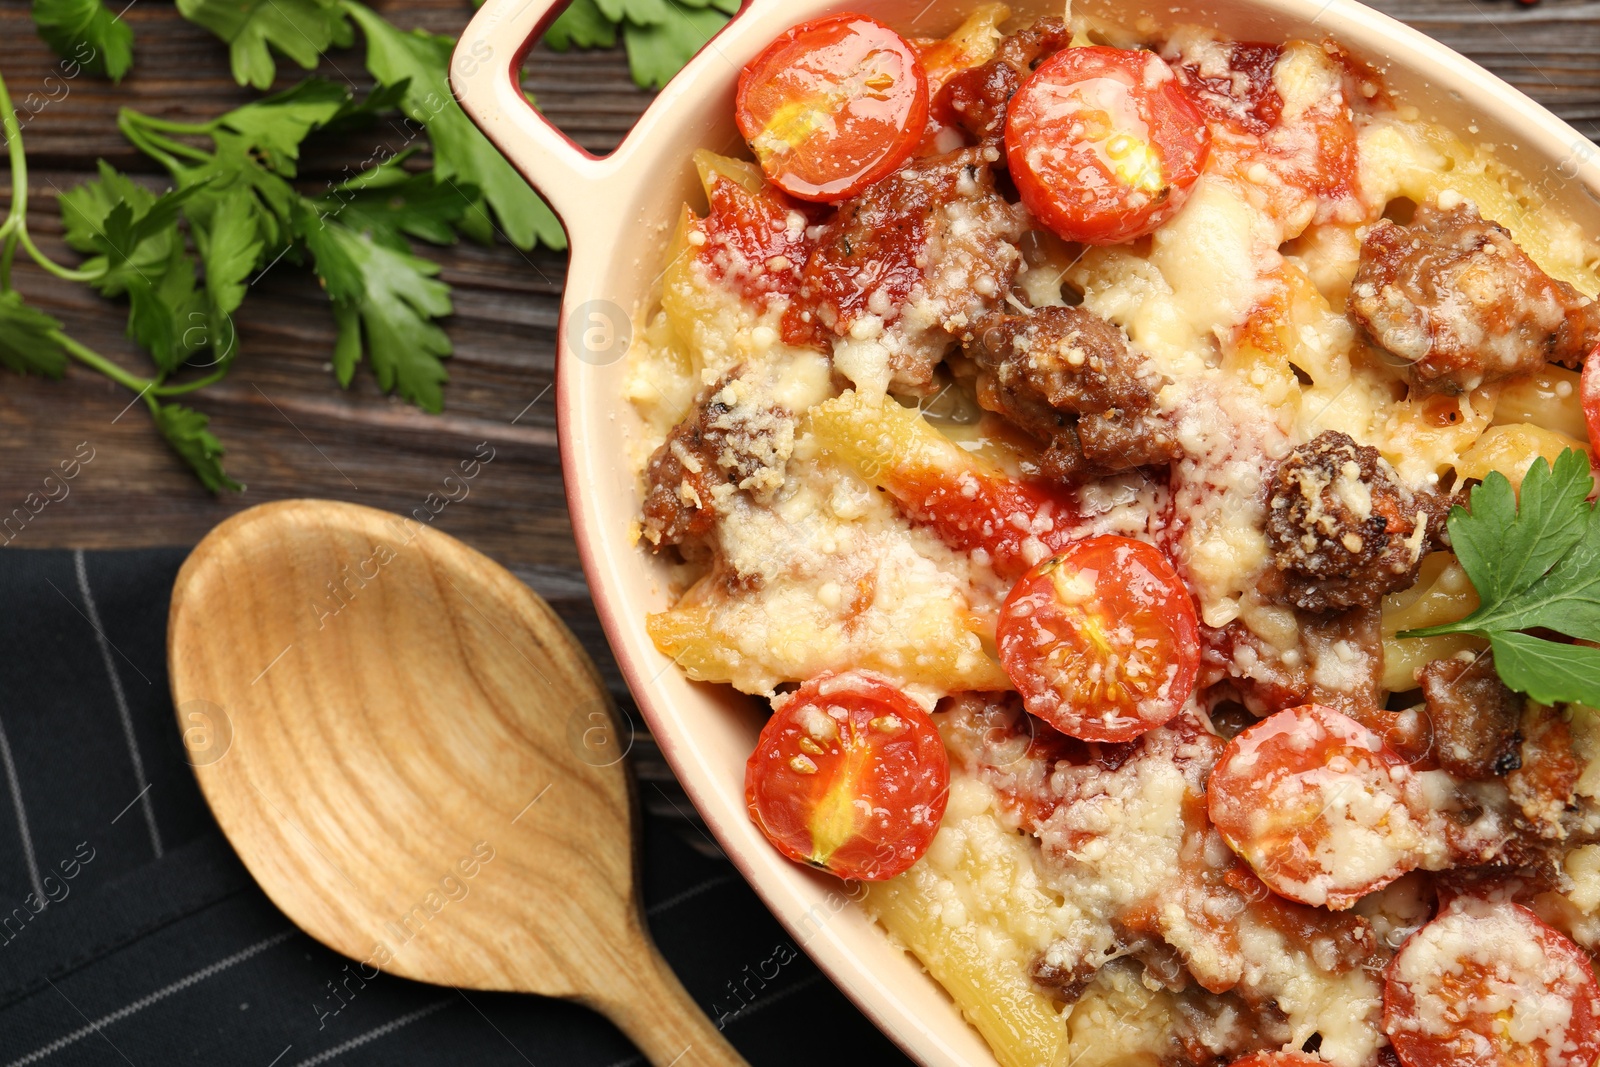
<box><xmin>13</xmin><ymin>0</ymin><xmax>715</xmax><ymax>489</ymax></box>
<box><xmin>1401</xmin><ymin>447</ymin><xmax>1600</xmax><ymax>707</ymax></box>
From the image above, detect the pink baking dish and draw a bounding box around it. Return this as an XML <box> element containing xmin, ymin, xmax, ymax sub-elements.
<box><xmin>450</xmin><ymin>3</ymin><xmax>1600</xmax><ymax>1062</ymax></box>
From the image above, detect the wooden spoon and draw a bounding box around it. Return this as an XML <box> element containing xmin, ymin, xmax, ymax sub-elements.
<box><xmin>168</xmin><ymin>499</ymin><xmax>746</xmax><ymax>1067</ymax></box>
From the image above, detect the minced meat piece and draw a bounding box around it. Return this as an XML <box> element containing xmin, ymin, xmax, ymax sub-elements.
<box><xmin>1417</xmin><ymin>651</ymin><xmax>1523</xmax><ymax>780</ymax></box>
<box><xmin>934</xmin><ymin>18</ymin><xmax>1073</xmax><ymax>143</ymax></box>
<box><xmin>781</xmin><ymin>147</ymin><xmax>1025</xmax><ymax>393</ymax></box>
<box><xmin>969</xmin><ymin>305</ymin><xmax>1181</xmax><ymax>480</ymax></box>
<box><xmin>640</xmin><ymin>373</ymin><xmax>792</xmax><ymax>549</ymax></box>
<box><xmin>1029</xmin><ymin>954</ymin><xmax>1095</xmax><ymax>1002</ymax></box>
<box><xmin>937</xmin><ymin>61</ymin><xmax>1018</xmax><ymax>142</ymax></box>
<box><xmin>1264</xmin><ymin>430</ymin><xmax>1451</xmax><ymax>612</ymax></box>
<box><xmin>1348</xmin><ymin>201</ymin><xmax>1600</xmax><ymax>393</ymax></box>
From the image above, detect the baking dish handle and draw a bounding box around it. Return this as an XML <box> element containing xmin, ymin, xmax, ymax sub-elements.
<box><xmin>451</xmin><ymin>0</ymin><xmax>624</xmax><ymax>227</ymax></box>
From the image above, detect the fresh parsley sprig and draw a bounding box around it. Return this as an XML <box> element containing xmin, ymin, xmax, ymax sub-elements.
<box><xmin>115</xmin><ymin>80</ymin><xmax>476</xmax><ymax>413</ymax></box>
<box><xmin>1401</xmin><ymin>448</ymin><xmax>1600</xmax><ymax>707</ymax></box>
<box><xmin>0</xmin><ymin>69</ymin><xmax>244</xmax><ymax>490</ymax></box>
<box><xmin>15</xmin><ymin>0</ymin><xmax>717</xmax><ymax>492</ymax></box>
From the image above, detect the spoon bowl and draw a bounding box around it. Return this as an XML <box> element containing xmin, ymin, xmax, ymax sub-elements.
<box><xmin>167</xmin><ymin>498</ymin><xmax>745</xmax><ymax>1067</ymax></box>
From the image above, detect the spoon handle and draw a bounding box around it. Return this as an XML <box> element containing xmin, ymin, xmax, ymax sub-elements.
<box><xmin>590</xmin><ymin>935</ymin><xmax>750</xmax><ymax>1067</ymax></box>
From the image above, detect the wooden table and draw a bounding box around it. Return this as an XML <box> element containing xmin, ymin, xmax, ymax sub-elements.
<box><xmin>2</xmin><ymin>0</ymin><xmax>1597</xmax><ymax>833</ymax></box>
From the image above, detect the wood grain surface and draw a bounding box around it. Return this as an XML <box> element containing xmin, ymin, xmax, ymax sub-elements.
<box><xmin>1</xmin><ymin>0</ymin><xmax>1596</xmax><ymax>831</ymax></box>
<box><xmin>167</xmin><ymin>499</ymin><xmax>748</xmax><ymax>1067</ymax></box>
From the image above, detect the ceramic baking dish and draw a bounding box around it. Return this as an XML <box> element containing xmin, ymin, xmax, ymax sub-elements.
<box><xmin>450</xmin><ymin>3</ymin><xmax>1600</xmax><ymax>1062</ymax></box>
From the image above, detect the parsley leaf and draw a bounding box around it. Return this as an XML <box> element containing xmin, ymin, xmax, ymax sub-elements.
<box><xmin>1402</xmin><ymin>448</ymin><xmax>1600</xmax><ymax>706</ymax></box>
<box><xmin>298</xmin><ymin>208</ymin><xmax>453</xmax><ymax>412</ymax></box>
<box><xmin>176</xmin><ymin>0</ymin><xmax>352</xmax><ymax>90</ymax></box>
<box><xmin>57</xmin><ymin>174</ymin><xmax>212</xmax><ymax>371</ymax></box>
<box><xmin>97</xmin><ymin>183</ymin><xmax>205</xmax><ymax>282</ymax></box>
<box><xmin>544</xmin><ymin>0</ymin><xmax>617</xmax><ymax>50</ymax></box>
<box><xmin>199</xmin><ymin>188</ymin><xmax>264</xmax><ymax>318</ymax></box>
<box><xmin>622</xmin><ymin>3</ymin><xmax>728</xmax><ymax>90</ymax></box>
<box><xmin>319</xmin><ymin>152</ymin><xmax>474</xmax><ymax>251</ymax></box>
<box><xmin>1489</xmin><ymin>632</ymin><xmax>1600</xmax><ymax>708</ymax></box>
<box><xmin>544</xmin><ymin>0</ymin><xmax>732</xmax><ymax>87</ymax></box>
<box><xmin>213</xmin><ymin>79</ymin><xmax>354</xmax><ymax>176</ymax></box>
<box><xmin>341</xmin><ymin>2</ymin><xmax>565</xmax><ymax>252</ymax></box>
<box><xmin>152</xmin><ymin>401</ymin><xmax>242</xmax><ymax>492</ymax></box>
<box><xmin>0</xmin><ymin>292</ymin><xmax>68</xmax><ymax>377</ymax></box>
<box><xmin>595</xmin><ymin>0</ymin><xmax>672</xmax><ymax>26</ymax></box>
<box><xmin>125</xmin><ymin>238</ymin><xmax>208</xmax><ymax>373</ymax></box>
<box><xmin>31</xmin><ymin>0</ymin><xmax>133</xmax><ymax>80</ymax></box>
<box><xmin>57</xmin><ymin>161</ymin><xmax>177</xmax><ymax>290</ymax></box>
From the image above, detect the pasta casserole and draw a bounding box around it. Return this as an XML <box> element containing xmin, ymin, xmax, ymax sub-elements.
<box><xmin>622</xmin><ymin>6</ymin><xmax>1600</xmax><ymax>1064</ymax></box>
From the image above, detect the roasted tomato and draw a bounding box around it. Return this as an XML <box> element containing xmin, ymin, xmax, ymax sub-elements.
<box><xmin>1226</xmin><ymin>1055</ymin><xmax>1327</xmax><ymax>1067</ymax></box>
<box><xmin>1583</xmin><ymin>344</ymin><xmax>1600</xmax><ymax>450</ymax></box>
<box><xmin>687</xmin><ymin>151</ymin><xmax>810</xmax><ymax>308</ymax></box>
<box><xmin>995</xmin><ymin>536</ymin><xmax>1200</xmax><ymax>743</ymax></box>
<box><xmin>735</xmin><ymin>14</ymin><xmax>929</xmax><ymax>203</ymax></box>
<box><xmin>1004</xmin><ymin>46</ymin><xmax>1211</xmax><ymax>244</ymax></box>
<box><xmin>1207</xmin><ymin>704</ymin><xmax>1434</xmax><ymax>910</ymax></box>
<box><xmin>1384</xmin><ymin>897</ymin><xmax>1600</xmax><ymax>1067</ymax></box>
<box><xmin>745</xmin><ymin>672</ymin><xmax>949</xmax><ymax>880</ymax></box>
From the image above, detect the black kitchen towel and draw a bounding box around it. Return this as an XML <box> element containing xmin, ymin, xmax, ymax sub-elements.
<box><xmin>0</xmin><ymin>548</ymin><xmax>914</xmax><ymax>1067</ymax></box>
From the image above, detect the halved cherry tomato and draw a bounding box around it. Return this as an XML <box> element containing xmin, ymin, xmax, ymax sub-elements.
<box><xmin>1227</xmin><ymin>1055</ymin><xmax>1327</xmax><ymax>1067</ymax></box>
<box><xmin>995</xmin><ymin>536</ymin><xmax>1200</xmax><ymax>743</ymax></box>
<box><xmin>1005</xmin><ymin>46</ymin><xmax>1211</xmax><ymax>244</ymax></box>
<box><xmin>1384</xmin><ymin>897</ymin><xmax>1600</xmax><ymax>1067</ymax></box>
<box><xmin>1582</xmin><ymin>344</ymin><xmax>1600</xmax><ymax>451</ymax></box>
<box><xmin>745</xmin><ymin>671</ymin><xmax>949</xmax><ymax>880</ymax></box>
<box><xmin>735</xmin><ymin>14</ymin><xmax>929</xmax><ymax>203</ymax></box>
<box><xmin>1207</xmin><ymin>704</ymin><xmax>1433</xmax><ymax>910</ymax></box>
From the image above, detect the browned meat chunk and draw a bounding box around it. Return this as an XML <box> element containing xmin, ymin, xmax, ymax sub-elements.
<box><xmin>781</xmin><ymin>148</ymin><xmax>1025</xmax><ymax>393</ymax></box>
<box><xmin>1348</xmin><ymin>201</ymin><xmax>1600</xmax><ymax>393</ymax></box>
<box><xmin>968</xmin><ymin>306</ymin><xmax>1181</xmax><ymax>480</ymax></box>
<box><xmin>1508</xmin><ymin>704</ymin><xmax>1583</xmax><ymax>837</ymax></box>
<box><xmin>640</xmin><ymin>374</ymin><xmax>791</xmax><ymax>549</ymax></box>
<box><xmin>934</xmin><ymin>18</ymin><xmax>1072</xmax><ymax>143</ymax></box>
<box><xmin>937</xmin><ymin>62</ymin><xmax>1018</xmax><ymax>142</ymax></box>
<box><xmin>1201</xmin><ymin>605</ymin><xmax>1386</xmax><ymax>723</ymax></box>
<box><xmin>1170</xmin><ymin>41</ymin><xmax>1284</xmax><ymax>136</ymax></box>
<box><xmin>1417</xmin><ymin>651</ymin><xmax>1523</xmax><ymax>779</ymax></box>
<box><xmin>1265</xmin><ymin>430</ymin><xmax>1451</xmax><ymax>612</ymax></box>
<box><xmin>1028</xmin><ymin>954</ymin><xmax>1095</xmax><ymax>1002</ymax></box>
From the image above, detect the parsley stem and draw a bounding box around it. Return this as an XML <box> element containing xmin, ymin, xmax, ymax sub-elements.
<box><xmin>52</xmin><ymin>330</ymin><xmax>155</xmax><ymax>395</ymax></box>
<box><xmin>115</xmin><ymin>112</ymin><xmax>189</xmax><ymax>171</ymax></box>
<box><xmin>16</xmin><ymin>229</ymin><xmax>102</xmax><ymax>283</ymax></box>
<box><xmin>0</xmin><ymin>70</ymin><xmax>29</xmax><ymax>231</ymax></box>
<box><xmin>0</xmin><ymin>70</ymin><xmax>106</xmax><ymax>288</ymax></box>
<box><xmin>153</xmin><ymin>368</ymin><xmax>228</xmax><ymax>396</ymax></box>
<box><xmin>120</xmin><ymin>112</ymin><xmax>217</xmax><ymax>138</ymax></box>
<box><xmin>0</xmin><ymin>67</ymin><xmax>29</xmax><ymax>293</ymax></box>
<box><xmin>1</xmin><ymin>230</ymin><xmax>16</xmax><ymax>293</ymax></box>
